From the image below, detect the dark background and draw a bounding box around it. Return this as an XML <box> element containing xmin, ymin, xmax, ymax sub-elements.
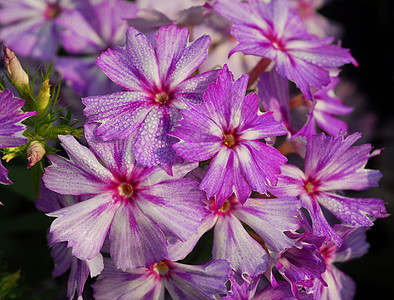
<box><xmin>0</xmin><ymin>0</ymin><xmax>393</xmax><ymax>299</ymax></box>
<box><xmin>321</xmin><ymin>0</ymin><xmax>394</xmax><ymax>299</ymax></box>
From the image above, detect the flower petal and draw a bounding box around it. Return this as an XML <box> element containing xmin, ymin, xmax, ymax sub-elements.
<box><xmin>48</xmin><ymin>194</ymin><xmax>120</xmax><ymax>260</ymax></box>
<box><xmin>109</xmin><ymin>202</ymin><xmax>168</xmax><ymax>271</ymax></box>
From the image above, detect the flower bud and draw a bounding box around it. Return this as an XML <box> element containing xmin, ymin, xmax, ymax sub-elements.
<box><xmin>3</xmin><ymin>46</ymin><xmax>29</xmax><ymax>88</ymax></box>
<box><xmin>27</xmin><ymin>141</ymin><xmax>46</xmax><ymax>169</ymax></box>
<box><xmin>2</xmin><ymin>147</ymin><xmax>19</xmax><ymax>162</ymax></box>
<box><xmin>37</xmin><ymin>78</ymin><xmax>51</xmax><ymax>114</ymax></box>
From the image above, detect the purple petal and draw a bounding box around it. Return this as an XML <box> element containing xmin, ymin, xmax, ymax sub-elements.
<box><xmin>164</xmin><ymin>260</ymin><xmax>231</xmax><ymax>299</ymax></box>
<box><xmin>67</xmin><ymin>257</ymin><xmax>90</xmax><ymax>298</ymax></box>
<box><xmin>332</xmin><ymin>225</ymin><xmax>370</xmax><ymax>263</ymax></box>
<box><xmin>317</xmin><ymin>192</ymin><xmax>388</xmax><ymax>227</ymax></box>
<box><xmin>109</xmin><ymin>202</ymin><xmax>168</xmax><ymax>271</ymax></box>
<box><xmin>233</xmin><ymin>197</ymin><xmax>301</xmax><ymax>253</ymax></box>
<box><xmin>258</xmin><ymin>68</ymin><xmax>290</xmax><ymax>125</ymax></box>
<box><xmin>93</xmin><ymin>258</ymin><xmax>162</xmax><ymax>300</ymax></box>
<box><xmin>236</xmin><ymin>140</ymin><xmax>287</xmax><ymax>195</ymax></box>
<box><xmin>155</xmin><ymin>25</ymin><xmax>211</xmax><ymax>89</ymax></box>
<box><xmin>133</xmin><ymin>105</ymin><xmax>181</xmax><ymax>169</ymax></box>
<box><xmin>0</xmin><ymin>89</ymin><xmax>35</xmax><ymax>148</ymax></box>
<box><xmin>269</xmin><ymin>164</ymin><xmax>306</xmax><ymax>197</ymax></box>
<box><xmin>57</xmin><ymin>10</ymin><xmax>104</xmax><ymax>53</ymax></box>
<box><xmin>200</xmin><ymin>148</ymin><xmax>251</xmax><ymax>207</ymax></box>
<box><xmin>96</xmin><ymin>27</ymin><xmax>160</xmax><ymax>91</ymax></box>
<box><xmin>43</xmin><ymin>136</ymin><xmax>114</xmax><ymax>195</ymax></box>
<box><xmin>84</xmin><ymin>123</ymin><xmax>136</xmax><ymax>178</ymax></box>
<box><xmin>311</xmin><ymin>266</ymin><xmax>356</xmax><ymax>300</ymax></box>
<box><xmin>276</xmin><ymin>243</ymin><xmax>326</xmax><ymax>296</ymax></box>
<box><xmin>47</xmin><ymin>194</ymin><xmax>120</xmax><ymax>260</ymax></box>
<box><xmin>137</xmin><ymin>179</ymin><xmax>206</xmax><ymax>241</ymax></box>
<box><xmin>213</xmin><ymin>214</ymin><xmax>269</xmax><ymax>277</ymax></box>
<box><xmin>51</xmin><ymin>241</ymin><xmax>73</xmax><ymax>278</ymax></box>
<box><xmin>173</xmin><ymin>70</ymin><xmax>219</xmax><ymax>105</ymax></box>
<box><xmin>167</xmin><ymin>213</ymin><xmax>217</xmax><ymax>261</ymax></box>
<box><xmin>300</xmin><ymin>193</ymin><xmax>342</xmax><ymax>245</ymax></box>
<box><xmin>172</xmin><ymin>107</ymin><xmax>223</xmax><ymax>162</ymax></box>
<box><xmin>0</xmin><ymin>161</ymin><xmax>12</xmax><ymax>185</ymax></box>
<box><xmin>82</xmin><ymin>91</ymin><xmax>153</xmax><ymax>140</ymax></box>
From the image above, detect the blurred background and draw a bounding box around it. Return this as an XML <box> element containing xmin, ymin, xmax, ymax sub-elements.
<box><xmin>0</xmin><ymin>0</ymin><xmax>393</xmax><ymax>299</ymax></box>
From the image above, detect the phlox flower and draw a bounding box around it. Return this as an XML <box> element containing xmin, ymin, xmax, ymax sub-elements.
<box><xmin>82</xmin><ymin>24</ymin><xmax>217</xmax><ymax>173</ymax></box>
<box><xmin>289</xmin><ymin>0</ymin><xmax>342</xmax><ymax>38</ymax></box>
<box><xmin>171</xmin><ymin>194</ymin><xmax>301</xmax><ymax>277</ymax></box>
<box><xmin>310</xmin><ymin>225</ymin><xmax>370</xmax><ymax>300</ymax></box>
<box><xmin>213</xmin><ymin>0</ymin><xmax>357</xmax><ymax>99</ymax></box>
<box><xmin>269</xmin><ymin>132</ymin><xmax>388</xmax><ymax>245</ymax></box>
<box><xmin>258</xmin><ymin>70</ymin><xmax>352</xmax><ymax>138</ymax></box>
<box><xmin>0</xmin><ymin>89</ymin><xmax>36</xmax><ymax>185</ymax></box>
<box><xmin>36</xmin><ymin>185</ymin><xmax>103</xmax><ymax>299</ymax></box>
<box><xmin>55</xmin><ymin>0</ymin><xmax>137</xmax><ymax>96</ymax></box>
<box><xmin>171</xmin><ymin>65</ymin><xmax>287</xmax><ymax>207</ymax></box>
<box><xmin>42</xmin><ymin>124</ymin><xmax>206</xmax><ymax>271</ymax></box>
<box><xmin>275</xmin><ymin>232</ymin><xmax>327</xmax><ymax>298</ymax></box>
<box><xmin>0</xmin><ymin>0</ymin><xmax>89</xmax><ymax>60</ymax></box>
<box><xmin>93</xmin><ymin>258</ymin><xmax>231</xmax><ymax>299</ymax></box>
<box><xmin>292</xmin><ymin>76</ymin><xmax>353</xmax><ymax>139</ymax></box>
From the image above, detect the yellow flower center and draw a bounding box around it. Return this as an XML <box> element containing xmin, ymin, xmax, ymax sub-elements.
<box><xmin>305</xmin><ymin>181</ymin><xmax>314</xmax><ymax>194</ymax></box>
<box><xmin>223</xmin><ymin>134</ymin><xmax>235</xmax><ymax>148</ymax></box>
<box><xmin>153</xmin><ymin>261</ymin><xmax>169</xmax><ymax>276</ymax></box>
<box><xmin>118</xmin><ymin>183</ymin><xmax>133</xmax><ymax>198</ymax></box>
<box><xmin>219</xmin><ymin>200</ymin><xmax>231</xmax><ymax>212</ymax></box>
<box><xmin>154</xmin><ymin>92</ymin><xmax>170</xmax><ymax>104</ymax></box>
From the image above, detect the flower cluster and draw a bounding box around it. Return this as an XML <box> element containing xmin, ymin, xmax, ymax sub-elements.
<box><xmin>0</xmin><ymin>0</ymin><xmax>388</xmax><ymax>299</ymax></box>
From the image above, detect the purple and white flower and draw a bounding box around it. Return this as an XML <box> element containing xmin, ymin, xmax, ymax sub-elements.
<box><xmin>171</xmin><ymin>65</ymin><xmax>287</xmax><ymax>206</ymax></box>
<box><xmin>92</xmin><ymin>258</ymin><xmax>231</xmax><ymax>299</ymax></box>
<box><xmin>55</xmin><ymin>0</ymin><xmax>137</xmax><ymax>96</ymax></box>
<box><xmin>310</xmin><ymin>225</ymin><xmax>369</xmax><ymax>300</ymax></box>
<box><xmin>36</xmin><ymin>185</ymin><xmax>102</xmax><ymax>299</ymax></box>
<box><xmin>42</xmin><ymin>123</ymin><xmax>206</xmax><ymax>271</ymax></box>
<box><xmin>0</xmin><ymin>89</ymin><xmax>36</xmax><ymax>185</ymax></box>
<box><xmin>0</xmin><ymin>0</ymin><xmax>89</xmax><ymax>60</ymax></box>
<box><xmin>82</xmin><ymin>24</ymin><xmax>218</xmax><ymax>172</ymax></box>
<box><xmin>269</xmin><ymin>132</ymin><xmax>388</xmax><ymax>245</ymax></box>
<box><xmin>213</xmin><ymin>0</ymin><xmax>357</xmax><ymax>99</ymax></box>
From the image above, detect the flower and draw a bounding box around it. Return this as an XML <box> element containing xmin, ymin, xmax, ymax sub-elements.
<box><xmin>213</xmin><ymin>0</ymin><xmax>357</xmax><ymax>99</ymax></box>
<box><xmin>258</xmin><ymin>71</ymin><xmax>353</xmax><ymax>139</ymax></box>
<box><xmin>0</xmin><ymin>89</ymin><xmax>36</xmax><ymax>185</ymax></box>
<box><xmin>92</xmin><ymin>258</ymin><xmax>231</xmax><ymax>299</ymax></box>
<box><xmin>269</xmin><ymin>132</ymin><xmax>388</xmax><ymax>245</ymax></box>
<box><xmin>292</xmin><ymin>76</ymin><xmax>353</xmax><ymax>139</ymax></box>
<box><xmin>309</xmin><ymin>225</ymin><xmax>369</xmax><ymax>300</ymax></box>
<box><xmin>42</xmin><ymin>124</ymin><xmax>206</xmax><ymax>271</ymax></box>
<box><xmin>36</xmin><ymin>185</ymin><xmax>103</xmax><ymax>299</ymax></box>
<box><xmin>171</xmin><ymin>64</ymin><xmax>287</xmax><ymax>206</ymax></box>
<box><xmin>0</xmin><ymin>0</ymin><xmax>89</xmax><ymax>60</ymax></box>
<box><xmin>26</xmin><ymin>140</ymin><xmax>46</xmax><ymax>169</ymax></box>
<box><xmin>175</xmin><ymin>194</ymin><xmax>302</xmax><ymax>277</ymax></box>
<box><xmin>82</xmin><ymin>24</ymin><xmax>218</xmax><ymax>173</ymax></box>
<box><xmin>55</xmin><ymin>0</ymin><xmax>137</xmax><ymax>96</ymax></box>
<box><xmin>276</xmin><ymin>232</ymin><xmax>327</xmax><ymax>298</ymax></box>
<box><xmin>2</xmin><ymin>46</ymin><xmax>29</xmax><ymax>88</ymax></box>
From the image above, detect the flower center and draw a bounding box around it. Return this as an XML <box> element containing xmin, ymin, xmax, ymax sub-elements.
<box><xmin>219</xmin><ymin>200</ymin><xmax>231</xmax><ymax>213</ymax></box>
<box><xmin>154</xmin><ymin>91</ymin><xmax>170</xmax><ymax>105</ymax></box>
<box><xmin>223</xmin><ymin>134</ymin><xmax>235</xmax><ymax>148</ymax></box>
<box><xmin>153</xmin><ymin>261</ymin><xmax>169</xmax><ymax>276</ymax></box>
<box><xmin>118</xmin><ymin>183</ymin><xmax>133</xmax><ymax>198</ymax></box>
<box><xmin>44</xmin><ymin>3</ymin><xmax>62</xmax><ymax>19</ymax></box>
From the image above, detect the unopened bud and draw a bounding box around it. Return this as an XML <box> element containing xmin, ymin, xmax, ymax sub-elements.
<box><xmin>37</xmin><ymin>79</ymin><xmax>51</xmax><ymax>114</ymax></box>
<box><xmin>27</xmin><ymin>141</ymin><xmax>45</xmax><ymax>169</ymax></box>
<box><xmin>3</xmin><ymin>46</ymin><xmax>29</xmax><ymax>88</ymax></box>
